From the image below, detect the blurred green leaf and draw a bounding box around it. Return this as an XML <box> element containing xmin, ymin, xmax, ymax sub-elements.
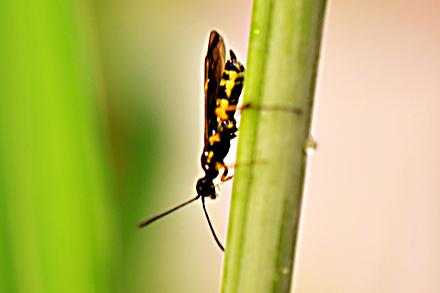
<box><xmin>0</xmin><ymin>1</ymin><xmax>117</xmax><ymax>292</ymax></box>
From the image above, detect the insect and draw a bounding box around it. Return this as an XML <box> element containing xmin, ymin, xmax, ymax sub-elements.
<box><xmin>139</xmin><ymin>30</ymin><xmax>245</xmax><ymax>252</ymax></box>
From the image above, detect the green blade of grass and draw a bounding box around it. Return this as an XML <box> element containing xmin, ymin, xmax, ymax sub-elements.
<box><xmin>222</xmin><ymin>0</ymin><xmax>326</xmax><ymax>292</ymax></box>
<box><xmin>0</xmin><ymin>1</ymin><xmax>116</xmax><ymax>292</ymax></box>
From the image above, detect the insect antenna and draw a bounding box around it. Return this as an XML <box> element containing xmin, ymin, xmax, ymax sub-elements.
<box><xmin>138</xmin><ymin>195</ymin><xmax>200</xmax><ymax>228</ymax></box>
<box><xmin>201</xmin><ymin>196</ymin><xmax>225</xmax><ymax>251</ymax></box>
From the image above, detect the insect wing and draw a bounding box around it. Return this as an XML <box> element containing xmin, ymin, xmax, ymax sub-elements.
<box><xmin>204</xmin><ymin>30</ymin><xmax>226</xmax><ymax>143</ymax></box>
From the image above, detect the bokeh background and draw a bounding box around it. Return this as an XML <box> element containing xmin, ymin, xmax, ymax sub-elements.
<box><xmin>0</xmin><ymin>0</ymin><xmax>439</xmax><ymax>292</ymax></box>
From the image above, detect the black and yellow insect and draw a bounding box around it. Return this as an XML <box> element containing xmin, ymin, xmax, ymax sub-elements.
<box><xmin>139</xmin><ymin>30</ymin><xmax>245</xmax><ymax>251</ymax></box>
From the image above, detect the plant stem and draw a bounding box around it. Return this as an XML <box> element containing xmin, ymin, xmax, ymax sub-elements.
<box><xmin>221</xmin><ymin>0</ymin><xmax>327</xmax><ymax>292</ymax></box>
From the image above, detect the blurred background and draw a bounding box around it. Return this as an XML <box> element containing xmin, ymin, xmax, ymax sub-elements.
<box><xmin>0</xmin><ymin>0</ymin><xmax>439</xmax><ymax>292</ymax></box>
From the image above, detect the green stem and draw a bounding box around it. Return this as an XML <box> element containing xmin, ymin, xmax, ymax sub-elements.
<box><xmin>222</xmin><ymin>0</ymin><xmax>326</xmax><ymax>292</ymax></box>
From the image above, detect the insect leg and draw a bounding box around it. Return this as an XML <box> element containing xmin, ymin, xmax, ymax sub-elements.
<box><xmin>218</xmin><ymin>160</ymin><xmax>269</xmax><ymax>183</ymax></box>
<box><xmin>239</xmin><ymin>103</ymin><xmax>303</xmax><ymax>115</ymax></box>
<box><xmin>220</xmin><ymin>164</ymin><xmax>233</xmax><ymax>182</ymax></box>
